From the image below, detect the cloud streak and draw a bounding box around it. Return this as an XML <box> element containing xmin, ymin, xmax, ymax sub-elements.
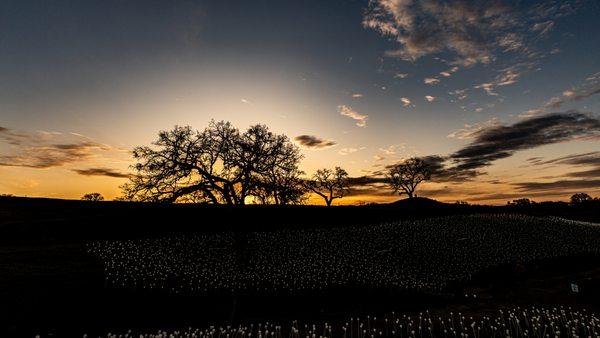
<box><xmin>72</xmin><ymin>168</ymin><xmax>130</xmax><ymax>178</ymax></box>
<box><xmin>0</xmin><ymin>126</ymin><xmax>116</xmax><ymax>169</ymax></box>
<box><xmin>338</xmin><ymin>105</ymin><xmax>368</xmax><ymax>127</ymax></box>
<box><xmin>450</xmin><ymin>111</ymin><xmax>600</xmax><ymax>170</ymax></box>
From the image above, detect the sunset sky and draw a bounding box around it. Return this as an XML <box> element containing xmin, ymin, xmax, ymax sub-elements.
<box><xmin>1</xmin><ymin>0</ymin><xmax>599</xmax><ymax>204</ymax></box>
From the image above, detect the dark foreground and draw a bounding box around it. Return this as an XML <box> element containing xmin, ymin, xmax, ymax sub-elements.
<box><xmin>1</xmin><ymin>197</ymin><xmax>600</xmax><ymax>337</ymax></box>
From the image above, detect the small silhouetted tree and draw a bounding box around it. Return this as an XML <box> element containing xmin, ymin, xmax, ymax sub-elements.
<box><xmin>82</xmin><ymin>193</ymin><xmax>104</xmax><ymax>201</ymax></box>
<box><xmin>570</xmin><ymin>193</ymin><xmax>593</xmax><ymax>205</ymax></box>
<box><xmin>386</xmin><ymin>157</ymin><xmax>431</xmax><ymax>198</ymax></box>
<box><xmin>508</xmin><ymin>198</ymin><xmax>533</xmax><ymax>207</ymax></box>
<box><xmin>305</xmin><ymin>167</ymin><xmax>349</xmax><ymax>206</ymax></box>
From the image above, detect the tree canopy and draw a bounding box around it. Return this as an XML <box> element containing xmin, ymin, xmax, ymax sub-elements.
<box><xmin>386</xmin><ymin>157</ymin><xmax>431</xmax><ymax>198</ymax></box>
<box><xmin>305</xmin><ymin>167</ymin><xmax>350</xmax><ymax>206</ymax></box>
<box><xmin>121</xmin><ymin>121</ymin><xmax>304</xmax><ymax>205</ymax></box>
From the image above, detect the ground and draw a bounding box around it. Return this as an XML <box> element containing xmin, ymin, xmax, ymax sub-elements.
<box><xmin>0</xmin><ymin>197</ymin><xmax>599</xmax><ymax>337</ymax></box>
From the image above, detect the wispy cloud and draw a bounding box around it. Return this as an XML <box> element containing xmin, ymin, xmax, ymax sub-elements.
<box><xmin>72</xmin><ymin>168</ymin><xmax>130</xmax><ymax>178</ymax></box>
<box><xmin>447</xmin><ymin>118</ymin><xmax>499</xmax><ymax>140</ymax></box>
<box><xmin>400</xmin><ymin>97</ymin><xmax>411</xmax><ymax>106</ymax></box>
<box><xmin>294</xmin><ymin>135</ymin><xmax>337</xmax><ymax>149</ymax></box>
<box><xmin>448</xmin><ymin>89</ymin><xmax>468</xmax><ymax>101</ymax></box>
<box><xmin>338</xmin><ymin>105</ymin><xmax>368</xmax><ymax>127</ymax></box>
<box><xmin>519</xmin><ymin>72</ymin><xmax>600</xmax><ymax>118</ymax></box>
<box><xmin>514</xmin><ymin>179</ymin><xmax>600</xmax><ymax>192</ymax></box>
<box><xmin>338</xmin><ymin>147</ymin><xmax>366</xmax><ymax>155</ymax></box>
<box><xmin>379</xmin><ymin>144</ymin><xmax>405</xmax><ymax>155</ymax></box>
<box><xmin>530</xmin><ymin>152</ymin><xmax>600</xmax><ymax>179</ymax></box>
<box><xmin>424</xmin><ymin>95</ymin><xmax>435</xmax><ymax>102</ymax></box>
<box><xmin>0</xmin><ymin>126</ymin><xmax>118</xmax><ymax>169</ymax></box>
<box><xmin>424</xmin><ymin>78</ymin><xmax>440</xmax><ymax>85</ymax></box>
<box><xmin>363</xmin><ymin>0</ymin><xmax>578</xmax><ymax>66</ymax></box>
<box><xmin>475</xmin><ymin>66</ymin><xmax>522</xmax><ymax>96</ymax></box>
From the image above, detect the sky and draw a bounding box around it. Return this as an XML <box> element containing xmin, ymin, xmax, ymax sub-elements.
<box><xmin>1</xmin><ymin>0</ymin><xmax>599</xmax><ymax>205</ymax></box>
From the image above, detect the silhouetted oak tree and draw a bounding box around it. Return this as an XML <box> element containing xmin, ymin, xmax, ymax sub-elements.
<box><xmin>387</xmin><ymin>157</ymin><xmax>431</xmax><ymax>198</ymax></box>
<box><xmin>305</xmin><ymin>167</ymin><xmax>349</xmax><ymax>206</ymax></box>
<box><xmin>121</xmin><ymin>121</ymin><xmax>304</xmax><ymax>204</ymax></box>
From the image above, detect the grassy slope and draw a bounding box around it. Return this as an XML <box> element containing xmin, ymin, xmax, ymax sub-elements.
<box><xmin>1</xmin><ymin>197</ymin><xmax>600</xmax><ymax>336</ymax></box>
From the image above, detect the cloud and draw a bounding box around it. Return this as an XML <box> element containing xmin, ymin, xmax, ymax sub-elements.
<box><xmin>294</xmin><ymin>135</ymin><xmax>337</xmax><ymax>149</ymax></box>
<box><xmin>514</xmin><ymin>179</ymin><xmax>600</xmax><ymax>192</ymax></box>
<box><xmin>417</xmin><ymin>155</ymin><xmax>480</xmax><ymax>183</ymax></box>
<box><xmin>0</xmin><ymin>141</ymin><xmax>111</xmax><ymax>168</ymax></box>
<box><xmin>373</xmin><ymin>155</ymin><xmax>385</xmax><ymax>161</ymax></box>
<box><xmin>424</xmin><ymin>78</ymin><xmax>440</xmax><ymax>85</ymax></box>
<box><xmin>536</xmin><ymin>151</ymin><xmax>600</xmax><ymax>167</ymax></box>
<box><xmin>379</xmin><ymin>144</ymin><xmax>405</xmax><ymax>155</ymax></box>
<box><xmin>72</xmin><ymin>168</ymin><xmax>130</xmax><ymax>178</ymax></box>
<box><xmin>338</xmin><ymin>105</ymin><xmax>368</xmax><ymax>127</ymax></box>
<box><xmin>447</xmin><ymin>118</ymin><xmax>499</xmax><ymax>140</ymax></box>
<box><xmin>450</xmin><ymin>111</ymin><xmax>600</xmax><ymax>170</ymax></box>
<box><xmin>424</xmin><ymin>95</ymin><xmax>435</xmax><ymax>102</ymax></box>
<box><xmin>519</xmin><ymin>72</ymin><xmax>600</xmax><ymax>118</ymax></box>
<box><xmin>363</xmin><ymin>0</ymin><xmax>522</xmax><ymax>65</ymax></box>
<box><xmin>338</xmin><ymin>147</ymin><xmax>366</xmax><ymax>155</ymax></box>
<box><xmin>532</xmin><ymin>152</ymin><xmax>600</xmax><ymax>179</ymax></box>
<box><xmin>0</xmin><ymin>126</ymin><xmax>117</xmax><ymax>169</ymax></box>
<box><xmin>466</xmin><ymin>190</ymin><xmax>576</xmax><ymax>202</ymax></box>
<box><xmin>400</xmin><ymin>97</ymin><xmax>411</xmax><ymax>106</ymax></box>
<box><xmin>531</xmin><ymin>20</ymin><xmax>555</xmax><ymax>36</ymax></box>
<box><xmin>547</xmin><ymin>84</ymin><xmax>600</xmax><ymax>109</ymax></box>
<box><xmin>565</xmin><ymin>168</ymin><xmax>600</xmax><ymax>178</ymax></box>
<box><xmin>475</xmin><ymin>66</ymin><xmax>522</xmax><ymax>95</ymax></box>
<box><xmin>448</xmin><ymin>89</ymin><xmax>468</xmax><ymax>100</ymax></box>
<box><xmin>351</xmin><ymin>93</ymin><xmax>364</xmax><ymax>98</ymax></box>
<box><xmin>440</xmin><ymin>66</ymin><xmax>460</xmax><ymax>78</ymax></box>
<box><xmin>394</xmin><ymin>73</ymin><xmax>409</xmax><ymax>79</ymax></box>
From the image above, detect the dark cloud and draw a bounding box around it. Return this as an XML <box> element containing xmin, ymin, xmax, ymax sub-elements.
<box><xmin>294</xmin><ymin>135</ymin><xmax>336</xmax><ymax>149</ymax></box>
<box><xmin>565</xmin><ymin>168</ymin><xmax>600</xmax><ymax>178</ymax></box>
<box><xmin>529</xmin><ymin>152</ymin><xmax>600</xmax><ymax>179</ymax></box>
<box><xmin>421</xmin><ymin>155</ymin><xmax>481</xmax><ymax>183</ymax></box>
<box><xmin>450</xmin><ymin>111</ymin><xmax>600</xmax><ymax>170</ymax></box>
<box><xmin>72</xmin><ymin>168</ymin><xmax>130</xmax><ymax>178</ymax></box>
<box><xmin>466</xmin><ymin>190</ymin><xmax>575</xmax><ymax>202</ymax></box>
<box><xmin>537</xmin><ymin>151</ymin><xmax>600</xmax><ymax>167</ymax></box>
<box><xmin>347</xmin><ymin>176</ymin><xmax>386</xmax><ymax>186</ymax></box>
<box><xmin>514</xmin><ymin>179</ymin><xmax>600</xmax><ymax>192</ymax></box>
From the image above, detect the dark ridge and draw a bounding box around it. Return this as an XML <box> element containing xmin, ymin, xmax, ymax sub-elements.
<box><xmin>0</xmin><ymin>196</ymin><xmax>598</xmax><ymax>242</ymax></box>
